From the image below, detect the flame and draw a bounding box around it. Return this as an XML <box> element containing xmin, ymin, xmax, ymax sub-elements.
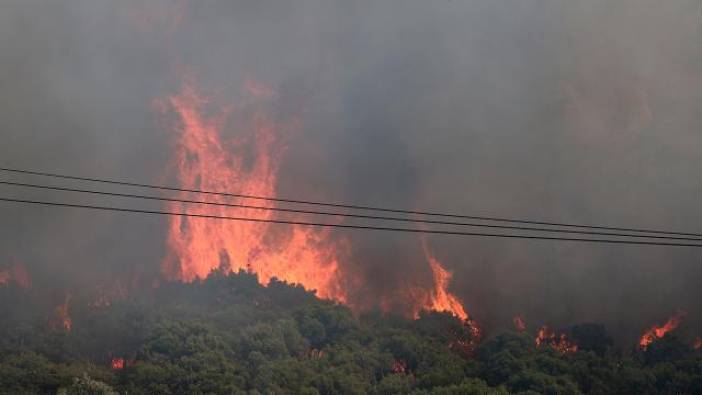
<box><xmin>513</xmin><ymin>315</ymin><xmax>527</xmax><ymax>332</ymax></box>
<box><xmin>694</xmin><ymin>338</ymin><xmax>702</xmax><ymax>350</ymax></box>
<box><xmin>52</xmin><ymin>294</ymin><xmax>72</xmax><ymax>332</ymax></box>
<box><xmin>161</xmin><ymin>81</ymin><xmax>347</xmax><ymax>302</ymax></box>
<box><xmin>535</xmin><ymin>326</ymin><xmax>578</xmax><ymax>353</ymax></box>
<box><xmin>111</xmin><ymin>358</ymin><xmax>125</xmax><ymax>370</ymax></box>
<box><xmin>535</xmin><ymin>326</ymin><xmax>553</xmax><ymax>348</ymax></box>
<box><xmin>391</xmin><ymin>360</ymin><xmax>408</xmax><ymax>374</ymax></box>
<box><xmin>0</xmin><ymin>264</ymin><xmax>30</xmax><ymax>288</ymax></box>
<box><xmin>418</xmin><ymin>242</ymin><xmax>469</xmax><ymax>320</ymax></box>
<box><xmin>160</xmin><ymin>79</ymin><xmax>477</xmax><ymax>322</ymax></box>
<box><xmin>639</xmin><ymin>310</ymin><xmax>687</xmax><ymax>349</ymax></box>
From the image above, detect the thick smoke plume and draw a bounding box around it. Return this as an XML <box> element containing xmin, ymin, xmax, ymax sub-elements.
<box><xmin>1</xmin><ymin>0</ymin><xmax>701</xmax><ymax>343</ymax></box>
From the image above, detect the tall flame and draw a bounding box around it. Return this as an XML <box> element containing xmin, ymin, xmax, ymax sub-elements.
<box><xmin>639</xmin><ymin>310</ymin><xmax>687</xmax><ymax>349</ymax></box>
<box><xmin>160</xmin><ymin>79</ymin><xmax>474</xmax><ymax>323</ymax></box>
<box><xmin>161</xmin><ymin>81</ymin><xmax>347</xmax><ymax>302</ymax></box>
<box><xmin>418</xmin><ymin>242</ymin><xmax>469</xmax><ymax>320</ymax></box>
<box><xmin>52</xmin><ymin>294</ymin><xmax>72</xmax><ymax>332</ymax></box>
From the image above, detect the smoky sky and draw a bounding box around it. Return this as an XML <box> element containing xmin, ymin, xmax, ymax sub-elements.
<box><xmin>1</xmin><ymin>0</ymin><xmax>701</xmax><ymax>343</ymax></box>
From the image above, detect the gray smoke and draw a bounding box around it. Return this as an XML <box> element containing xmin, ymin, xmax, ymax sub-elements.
<box><xmin>1</xmin><ymin>0</ymin><xmax>701</xmax><ymax>343</ymax></box>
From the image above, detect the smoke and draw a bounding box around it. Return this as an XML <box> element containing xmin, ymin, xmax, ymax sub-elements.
<box><xmin>1</xmin><ymin>0</ymin><xmax>701</xmax><ymax>343</ymax></box>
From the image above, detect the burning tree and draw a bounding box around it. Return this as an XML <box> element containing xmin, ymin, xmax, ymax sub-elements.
<box><xmin>159</xmin><ymin>80</ymin><xmax>475</xmax><ymax>325</ymax></box>
<box><xmin>639</xmin><ymin>310</ymin><xmax>687</xmax><ymax>350</ymax></box>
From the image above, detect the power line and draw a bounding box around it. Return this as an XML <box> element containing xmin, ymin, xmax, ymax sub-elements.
<box><xmin>1</xmin><ymin>196</ymin><xmax>701</xmax><ymax>247</ymax></box>
<box><xmin>0</xmin><ymin>167</ymin><xmax>699</xmax><ymax>238</ymax></box>
<box><xmin>2</xmin><ymin>179</ymin><xmax>702</xmax><ymax>243</ymax></box>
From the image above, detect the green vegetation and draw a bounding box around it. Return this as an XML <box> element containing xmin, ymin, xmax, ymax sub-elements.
<box><xmin>1</xmin><ymin>270</ymin><xmax>701</xmax><ymax>394</ymax></box>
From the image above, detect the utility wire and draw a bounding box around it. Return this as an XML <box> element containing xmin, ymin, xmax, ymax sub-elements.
<box><xmin>0</xmin><ymin>196</ymin><xmax>701</xmax><ymax>247</ymax></box>
<box><xmin>2</xmin><ymin>179</ymin><xmax>702</xmax><ymax>242</ymax></box>
<box><xmin>1</xmin><ymin>166</ymin><xmax>699</xmax><ymax>238</ymax></box>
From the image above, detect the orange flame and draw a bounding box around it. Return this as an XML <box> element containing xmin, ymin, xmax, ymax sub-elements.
<box><xmin>639</xmin><ymin>310</ymin><xmax>686</xmax><ymax>349</ymax></box>
<box><xmin>161</xmin><ymin>81</ymin><xmax>347</xmax><ymax>302</ymax></box>
<box><xmin>535</xmin><ymin>326</ymin><xmax>578</xmax><ymax>353</ymax></box>
<box><xmin>419</xmin><ymin>242</ymin><xmax>469</xmax><ymax>321</ymax></box>
<box><xmin>160</xmin><ymin>79</ymin><xmax>476</xmax><ymax>323</ymax></box>
<box><xmin>111</xmin><ymin>358</ymin><xmax>125</xmax><ymax>370</ymax></box>
<box><xmin>513</xmin><ymin>315</ymin><xmax>527</xmax><ymax>332</ymax></box>
<box><xmin>535</xmin><ymin>326</ymin><xmax>553</xmax><ymax>348</ymax></box>
<box><xmin>52</xmin><ymin>294</ymin><xmax>72</xmax><ymax>332</ymax></box>
<box><xmin>694</xmin><ymin>338</ymin><xmax>702</xmax><ymax>349</ymax></box>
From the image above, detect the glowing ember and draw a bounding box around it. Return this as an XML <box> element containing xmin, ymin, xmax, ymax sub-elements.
<box><xmin>535</xmin><ymin>326</ymin><xmax>578</xmax><ymax>353</ymax></box>
<box><xmin>161</xmin><ymin>81</ymin><xmax>347</xmax><ymax>302</ymax></box>
<box><xmin>111</xmin><ymin>358</ymin><xmax>125</xmax><ymax>370</ymax></box>
<box><xmin>448</xmin><ymin>321</ymin><xmax>482</xmax><ymax>357</ymax></box>
<box><xmin>513</xmin><ymin>315</ymin><xmax>527</xmax><ymax>332</ymax></box>
<box><xmin>639</xmin><ymin>310</ymin><xmax>687</xmax><ymax>350</ymax></box>
<box><xmin>419</xmin><ymin>242</ymin><xmax>469</xmax><ymax>320</ymax></box>
<box><xmin>391</xmin><ymin>360</ymin><xmax>408</xmax><ymax>374</ymax></box>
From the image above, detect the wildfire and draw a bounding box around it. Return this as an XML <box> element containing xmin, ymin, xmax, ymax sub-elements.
<box><xmin>513</xmin><ymin>315</ymin><xmax>527</xmax><ymax>332</ymax></box>
<box><xmin>535</xmin><ymin>326</ymin><xmax>556</xmax><ymax>348</ymax></box>
<box><xmin>391</xmin><ymin>360</ymin><xmax>408</xmax><ymax>374</ymax></box>
<box><xmin>0</xmin><ymin>264</ymin><xmax>30</xmax><ymax>288</ymax></box>
<box><xmin>535</xmin><ymin>326</ymin><xmax>578</xmax><ymax>353</ymax></box>
<box><xmin>52</xmin><ymin>294</ymin><xmax>72</xmax><ymax>332</ymax></box>
<box><xmin>160</xmin><ymin>79</ymin><xmax>476</xmax><ymax>324</ymax></box>
<box><xmin>111</xmin><ymin>358</ymin><xmax>125</xmax><ymax>370</ymax></box>
<box><xmin>110</xmin><ymin>357</ymin><xmax>136</xmax><ymax>370</ymax></box>
<box><xmin>418</xmin><ymin>242</ymin><xmax>469</xmax><ymax>321</ymax></box>
<box><xmin>161</xmin><ymin>81</ymin><xmax>347</xmax><ymax>302</ymax></box>
<box><xmin>639</xmin><ymin>310</ymin><xmax>687</xmax><ymax>350</ymax></box>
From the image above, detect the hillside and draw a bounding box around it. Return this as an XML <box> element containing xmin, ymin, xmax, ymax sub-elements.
<box><xmin>1</xmin><ymin>270</ymin><xmax>701</xmax><ymax>394</ymax></box>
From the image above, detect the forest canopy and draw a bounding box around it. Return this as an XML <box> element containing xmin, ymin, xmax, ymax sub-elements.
<box><xmin>1</xmin><ymin>270</ymin><xmax>701</xmax><ymax>394</ymax></box>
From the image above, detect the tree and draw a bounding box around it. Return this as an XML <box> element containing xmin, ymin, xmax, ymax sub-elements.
<box><xmin>569</xmin><ymin>324</ymin><xmax>613</xmax><ymax>357</ymax></box>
